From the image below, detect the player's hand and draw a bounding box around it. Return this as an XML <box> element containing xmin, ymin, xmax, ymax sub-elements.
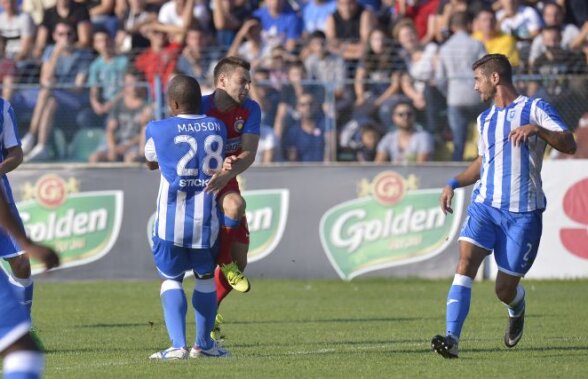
<box><xmin>222</xmin><ymin>155</ymin><xmax>239</xmax><ymax>171</ymax></box>
<box><xmin>509</xmin><ymin>124</ymin><xmax>539</xmax><ymax>147</ymax></box>
<box><xmin>205</xmin><ymin>169</ymin><xmax>231</xmax><ymax>194</ymax></box>
<box><xmin>440</xmin><ymin>186</ymin><xmax>454</xmax><ymax>215</ymax></box>
<box><xmin>24</xmin><ymin>243</ymin><xmax>60</xmax><ymax>271</ymax></box>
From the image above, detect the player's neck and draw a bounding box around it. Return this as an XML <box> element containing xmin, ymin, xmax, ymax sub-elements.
<box><xmin>493</xmin><ymin>85</ymin><xmax>519</xmax><ymax>108</ymax></box>
<box><xmin>214</xmin><ymin>90</ymin><xmax>238</xmax><ymax>112</ymax></box>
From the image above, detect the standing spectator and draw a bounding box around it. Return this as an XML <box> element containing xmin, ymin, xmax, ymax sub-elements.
<box><xmin>175</xmin><ymin>25</ymin><xmax>219</xmax><ymax>92</ymax></box>
<box><xmin>354</xmin><ymin>28</ymin><xmax>406</xmax><ymax>120</ymax></box>
<box><xmin>394</xmin><ymin>18</ymin><xmax>441</xmax><ymax>134</ymax></box>
<box><xmin>529</xmin><ymin>2</ymin><xmax>579</xmax><ymax>65</ymax></box>
<box><xmin>87</xmin><ymin>28</ymin><xmax>129</xmax><ymax>128</ymax></box>
<box><xmin>472</xmin><ymin>8</ymin><xmax>519</xmax><ymax>68</ymax></box>
<box><xmin>302</xmin><ymin>0</ymin><xmax>337</xmax><ymax>35</ymax></box>
<box><xmin>150</xmin><ymin>0</ymin><xmax>205</xmax><ymax>43</ymax></box>
<box><xmin>496</xmin><ymin>0</ymin><xmax>541</xmax><ymax>60</ymax></box>
<box><xmin>249</xmin><ymin>67</ymin><xmax>280</xmax><ymax>129</ymax></box>
<box><xmin>0</xmin><ymin>0</ymin><xmax>35</xmax><ymax>62</ymax></box>
<box><xmin>134</xmin><ymin>29</ymin><xmax>180</xmax><ymax>96</ymax></box>
<box><xmin>23</xmin><ymin>0</ymin><xmax>57</xmax><ymax>26</ymax></box>
<box><xmin>253</xmin><ymin>0</ymin><xmax>302</xmax><ymax>52</ymax></box>
<box><xmin>0</xmin><ymin>36</ymin><xmax>17</xmax><ymax>102</ymax></box>
<box><xmin>437</xmin><ymin>11</ymin><xmax>486</xmax><ymax>161</ymax></box>
<box><xmin>432</xmin><ymin>0</ymin><xmax>468</xmax><ymax>43</ymax></box>
<box><xmin>23</xmin><ymin>22</ymin><xmax>94</xmax><ymax>161</ymax></box>
<box><xmin>283</xmin><ymin>92</ymin><xmax>333</xmax><ymax>162</ymax></box>
<box><xmin>89</xmin><ymin>69</ymin><xmax>150</xmax><ymax>163</ymax></box>
<box><xmin>226</xmin><ymin>17</ymin><xmax>270</xmax><ymax>68</ymax></box>
<box><xmin>32</xmin><ymin>0</ymin><xmax>93</xmax><ymax>58</ymax></box>
<box><xmin>325</xmin><ymin>0</ymin><xmax>375</xmax><ymax>62</ymax></box>
<box><xmin>87</xmin><ymin>0</ymin><xmax>119</xmax><ymax>38</ymax></box>
<box><xmin>114</xmin><ymin>0</ymin><xmax>157</xmax><ymax>52</ymax></box>
<box><xmin>212</xmin><ymin>0</ymin><xmax>254</xmax><ymax>47</ymax></box>
<box><xmin>375</xmin><ymin>100</ymin><xmax>433</xmax><ymax>163</ymax></box>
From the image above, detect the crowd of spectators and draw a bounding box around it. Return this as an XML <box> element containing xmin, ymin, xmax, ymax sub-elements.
<box><xmin>0</xmin><ymin>0</ymin><xmax>587</xmax><ymax>163</ymax></box>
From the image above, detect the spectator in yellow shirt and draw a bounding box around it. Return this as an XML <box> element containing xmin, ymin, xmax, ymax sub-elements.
<box><xmin>472</xmin><ymin>8</ymin><xmax>519</xmax><ymax>68</ymax></box>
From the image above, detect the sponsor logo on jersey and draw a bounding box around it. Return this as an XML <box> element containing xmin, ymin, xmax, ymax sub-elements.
<box><xmin>319</xmin><ymin>171</ymin><xmax>464</xmax><ymax>280</ymax></box>
<box><xmin>16</xmin><ymin>175</ymin><xmax>123</xmax><ymax>275</ymax></box>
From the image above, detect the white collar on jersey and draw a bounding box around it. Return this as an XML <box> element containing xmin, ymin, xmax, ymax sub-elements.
<box><xmin>176</xmin><ymin>114</ymin><xmax>206</xmax><ymax>119</ymax></box>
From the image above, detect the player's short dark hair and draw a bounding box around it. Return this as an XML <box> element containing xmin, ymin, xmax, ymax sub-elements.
<box><xmin>472</xmin><ymin>54</ymin><xmax>513</xmax><ymax>83</ymax></box>
<box><xmin>167</xmin><ymin>74</ymin><xmax>202</xmax><ymax>112</ymax></box>
<box><xmin>213</xmin><ymin>56</ymin><xmax>251</xmax><ymax>85</ymax></box>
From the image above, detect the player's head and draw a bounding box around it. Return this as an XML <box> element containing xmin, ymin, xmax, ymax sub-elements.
<box><xmin>167</xmin><ymin>74</ymin><xmax>201</xmax><ymax>115</ymax></box>
<box><xmin>213</xmin><ymin>56</ymin><xmax>252</xmax><ymax>104</ymax></box>
<box><xmin>472</xmin><ymin>54</ymin><xmax>513</xmax><ymax>102</ymax></box>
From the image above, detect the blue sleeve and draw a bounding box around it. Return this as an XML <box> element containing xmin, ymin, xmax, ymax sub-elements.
<box><xmin>243</xmin><ymin>99</ymin><xmax>261</xmax><ymax>136</ymax></box>
<box><xmin>532</xmin><ymin>99</ymin><xmax>569</xmax><ymax>132</ymax></box>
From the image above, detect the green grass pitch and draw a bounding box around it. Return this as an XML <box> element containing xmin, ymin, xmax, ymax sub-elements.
<box><xmin>21</xmin><ymin>279</ymin><xmax>588</xmax><ymax>378</ymax></box>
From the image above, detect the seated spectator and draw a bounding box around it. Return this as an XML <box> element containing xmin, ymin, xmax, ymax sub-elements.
<box><xmin>175</xmin><ymin>25</ymin><xmax>218</xmax><ymax>92</ymax></box>
<box><xmin>283</xmin><ymin>92</ymin><xmax>334</xmax><ymax>162</ymax></box>
<box><xmin>23</xmin><ymin>21</ymin><xmax>94</xmax><ymax>161</ymax></box>
<box><xmin>33</xmin><ymin>0</ymin><xmax>92</xmax><ymax>58</ymax></box>
<box><xmin>325</xmin><ymin>0</ymin><xmax>375</xmax><ymax>62</ymax></box>
<box><xmin>0</xmin><ymin>0</ymin><xmax>35</xmax><ymax>62</ymax></box>
<box><xmin>0</xmin><ymin>36</ymin><xmax>17</xmax><ymax>101</ymax></box>
<box><xmin>354</xmin><ymin>28</ymin><xmax>406</xmax><ymax>122</ymax></box>
<box><xmin>134</xmin><ymin>29</ymin><xmax>180</xmax><ymax>96</ymax></box>
<box><xmin>253</xmin><ymin>0</ymin><xmax>302</xmax><ymax>52</ymax></box>
<box><xmin>254</xmin><ymin>124</ymin><xmax>278</xmax><ymax>164</ymax></box>
<box><xmin>226</xmin><ymin>17</ymin><xmax>270</xmax><ymax>69</ymax></box>
<box><xmin>87</xmin><ymin>0</ymin><xmax>119</xmax><ymax>38</ymax></box>
<box><xmin>212</xmin><ymin>0</ymin><xmax>254</xmax><ymax>47</ymax></box>
<box><xmin>87</xmin><ymin>28</ymin><xmax>129</xmax><ymax>127</ymax></box>
<box><xmin>151</xmin><ymin>0</ymin><xmax>209</xmax><ymax>43</ymax></box>
<box><xmin>472</xmin><ymin>7</ymin><xmax>519</xmax><ymax>67</ymax></box>
<box><xmin>274</xmin><ymin>60</ymin><xmax>325</xmax><ymax>139</ymax></box>
<box><xmin>249</xmin><ymin>67</ymin><xmax>280</xmax><ymax>129</ymax></box>
<box><xmin>114</xmin><ymin>0</ymin><xmax>157</xmax><ymax>52</ymax></box>
<box><xmin>302</xmin><ymin>0</ymin><xmax>337</xmax><ymax>35</ymax></box>
<box><xmin>355</xmin><ymin>122</ymin><xmax>381</xmax><ymax>162</ymax></box>
<box><xmin>529</xmin><ymin>2</ymin><xmax>580</xmax><ymax>65</ymax></box>
<box><xmin>375</xmin><ymin>100</ymin><xmax>433</xmax><ymax>163</ymax></box>
<box><xmin>89</xmin><ymin>69</ymin><xmax>150</xmax><ymax>162</ymax></box>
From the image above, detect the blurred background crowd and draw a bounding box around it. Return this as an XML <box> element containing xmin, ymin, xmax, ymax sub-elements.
<box><xmin>1</xmin><ymin>0</ymin><xmax>587</xmax><ymax>163</ymax></box>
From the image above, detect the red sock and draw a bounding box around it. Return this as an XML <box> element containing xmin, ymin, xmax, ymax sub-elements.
<box><xmin>215</xmin><ymin>226</ymin><xmax>237</xmax><ymax>306</ymax></box>
<box><xmin>215</xmin><ymin>266</ymin><xmax>232</xmax><ymax>305</ymax></box>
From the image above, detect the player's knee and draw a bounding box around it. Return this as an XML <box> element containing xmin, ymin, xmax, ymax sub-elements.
<box><xmin>160</xmin><ymin>279</ymin><xmax>183</xmax><ymax>295</ymax></box>
<box><xmin>222</xmin><ymin>194</ymin><xmax>245</xmax><ymax>219</ymax></box>
<box><xmin>194</xmin><ymin>277</ymin><xmax>215</xmax><ymax>293</ymax></box>
<box><xmin>495</xmin><ymin>282</ymin><xmax>517</xmax><ymax>303</ymax></box>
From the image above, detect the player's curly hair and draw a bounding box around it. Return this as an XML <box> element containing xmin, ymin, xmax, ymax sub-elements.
<box><xmin>472</xmin><ymin>54</ymin><xmax>513</xmax><ymax>83</ymax></box>
<box><xmin>213</xmin><ymin>56</ymin><xmax>251</xmax><ymax>85</ymax></box>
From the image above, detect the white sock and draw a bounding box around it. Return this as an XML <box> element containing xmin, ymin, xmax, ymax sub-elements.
<box><xmin>3</xmin><ymin>351</ymin><xmax>44</xmax><ymax>379</ymax></box>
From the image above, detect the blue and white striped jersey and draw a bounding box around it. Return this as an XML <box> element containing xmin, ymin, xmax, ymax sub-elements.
<box><xmin>0</xmin><ymin>98</ymin><xmax>21</xmax><ymax>206</ymax></box>
<box><xmin>145</xmin><ymin>114</ymin><xmax>227</xmax><ymax>248</ymax></box>
<box><xmin>472</xmin><ymin>96</ymin><xmax>568</xmax><ymax>212</ymax></box>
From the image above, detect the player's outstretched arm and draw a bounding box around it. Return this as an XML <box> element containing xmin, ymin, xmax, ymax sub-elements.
<box><xmin>0</xmin><ymin>190</ymin><xmax>59</xmax><ymax>270</ymax></box>
<box><xmin>440</xmin><ymin>156</ymin><xmax>482</xmax><ymax>215</ymax></box>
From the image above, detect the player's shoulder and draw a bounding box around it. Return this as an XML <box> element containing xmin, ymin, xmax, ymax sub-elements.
<box><xmin>243</xmin><ymin>97</ymin><xmax>261</xmax><ymax>111</ymax></box>
<box><xmin>201</xmin><ymin>93</ymin><xmax>214</xmax><ymax>111</ymax></box>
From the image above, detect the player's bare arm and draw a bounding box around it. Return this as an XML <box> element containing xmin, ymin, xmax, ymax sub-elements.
<box><xmin>0</xmin><ymin>190</ymin><xmax>59</xmax><ymax>270</ymax></box>
<box><xmin>509</xmin><ymin>124</ymin><xmax>577</xmax><ymax>154</ymax></box>
<box><xmin>440</xmin><ymin>156</ymin><xmax>482</xmax><ymax>215</ymax></box>
<box><xmin>0</xmin><ymin>146</ymin><xmax>23</xmax><ymax>175</ymax></box>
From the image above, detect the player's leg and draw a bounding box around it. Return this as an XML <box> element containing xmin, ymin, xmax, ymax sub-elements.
<box><xmin>188</xmin><ymin>247</ymin><xmax>230</xmax><ymax>358</ymax></box>
<box><xmin>494</xmin><ymin>209</ymin><xmax>542</xmax><ymax>348</ymax></box>
<box><xmin>432</xmin><ymin>203</ymin><xmax>495</xmax><ymax>358</ymax></box>
<box><xmin>5</xmin><ymin>254</ymin><xmax>33</xmax><ymax>319</ymax></box>
<box><xmin>215</xmin><ymin>191</ymin><xmax>250</xmax><ymax>293</ymax></box>
<box><xmin>149</xmin><ymin>237</ymin><xmax>189</xmax><ymax>360</ymax></box>
<box><xmin>1</xmin><ymin>270</ymin><xmax>44</xmax><ymax>378</ymax></box>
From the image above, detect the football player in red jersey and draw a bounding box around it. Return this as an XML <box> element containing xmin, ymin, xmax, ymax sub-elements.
<box><xmin>204</xmin><ymin>56</ymin><xmax>261</xmax><ymax>339</ymax></box>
